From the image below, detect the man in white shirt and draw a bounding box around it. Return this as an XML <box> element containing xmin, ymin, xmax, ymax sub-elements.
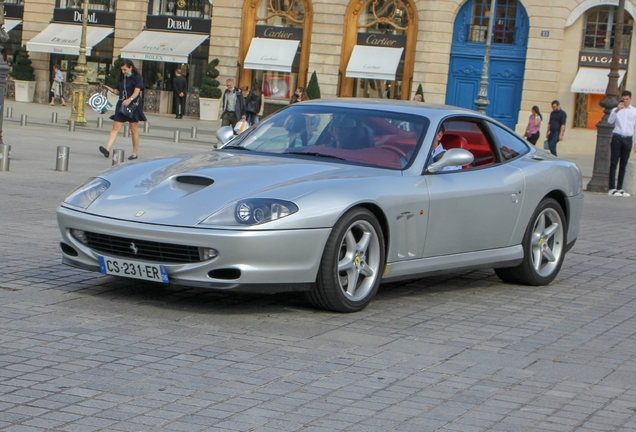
<box><xmin>607</xmin><ymin>90</ymin><xmax>636</xmax><ymax>197</ymax></box>
<box><xmin>428</xmin><ymin>124</ymin><xmax>462</xmax><ymax>172</ymax></box>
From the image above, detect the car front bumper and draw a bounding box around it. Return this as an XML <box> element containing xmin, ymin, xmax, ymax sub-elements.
<box><xmin>57</xmin><ymin>207</ymin><xmax>331</xmax><ymax>292</ymax></box>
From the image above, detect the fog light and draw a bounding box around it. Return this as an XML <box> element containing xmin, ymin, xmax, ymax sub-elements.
<box><xmin>71</xmin><ymin>229</ymin><xmax>88</xmax><ymax>244</ymax></box>
<box><xmin>199</xmin><ymin>248</ymin><xmax>219</xmax><ymax>261</ymax></box>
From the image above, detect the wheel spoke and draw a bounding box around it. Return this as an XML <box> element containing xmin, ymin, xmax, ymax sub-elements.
<box><xmin>357</xmin><ymin>231</ymin><xmax>372</xmax><ymax>254</ymax></box>
<box><xmin>533</xmin><ymin>246</ymin><xmax>542</xmax><ymax>271</ymax></box>
<box><xmin>543</xmin><ymin>222</ymin><xmax>559</xmax><ymax>241</ymax></box>
<box><xmin>361</xmin><ymin>265</ymin><xmax>375</xmax><ymax>278</ymax></box>
<box><xmin>346</xmin><ymin>269</ymin><xmax>360</xmax><ymax>295</ymax></box>
<box><xmin>542</xmin><ymin>246</ymin><xmax>556</xmax><ymax>263</ymax></box>
<box><xmin>534</xmin><ymin>213</ymin><xmax>546</xmax><ymax>236</ymax></box>
<box><xmin>531</xmin><ymin>232</ymin><xmax>541</xmax><ymax>247</ymax></box>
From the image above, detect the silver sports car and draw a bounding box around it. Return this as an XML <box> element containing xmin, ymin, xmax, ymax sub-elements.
<box><xmin>57</xmin><ymin>99</ymin><xmax>583</xmax><ymax>312</ymax></box>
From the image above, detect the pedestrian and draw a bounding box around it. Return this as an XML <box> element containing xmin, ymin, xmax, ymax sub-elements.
<box><xmin>545</xmin><ymin>100</ymin><xmax>566</xmax><ymax>156</ymax></box>
<box><xmin>524</xmin><ymin>105</ymin><xmax>542</xmax><ymax>145</ymax></box>
<box><xmin>99</xmin><ymin>59</ymin><xmax>147</xmax><ymax>161</ymax></box>
<box><xmin>607</xmin><ymin>90</ymin><xmax>636</xmax><ymax>197</ymax></box>
<box><xmin>412</xmin><ymin>94</ymin><xmax>423</xmax><ymax>102</ymax></box>
<box><xmin>49</xmin><ymin>64</ymin><xmax>66</xmax><ymax>106</ymax></box>
<box><xmin>245</xmin><ymin>83</ymin><xmax>263</xmax><ymax>126</ymax></box>
<box><xmin>290</xmin><ymin>87</ymin><xmax>308</xmax><ymax>104</ymax></box>
<box><xmin>173</xmin><ymin>69</ymin><xmax>187</xmax><ymax>119</ymax></box>
<box><xmin>221</xmin><ymin>78</ymin><xmax>246</xmax><ymax>129</ymax></box>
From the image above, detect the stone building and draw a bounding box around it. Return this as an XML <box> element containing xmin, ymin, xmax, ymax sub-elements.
<box><xmin>6</xmin><ymin>0</ymin><xmax>636</xmax><ymax>132</ymax></box>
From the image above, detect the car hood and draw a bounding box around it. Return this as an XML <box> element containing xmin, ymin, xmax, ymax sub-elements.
<box><xmin>81</xmin><ymin>151</ymin><xmax>394</xmax><ymax>226</ymax></box>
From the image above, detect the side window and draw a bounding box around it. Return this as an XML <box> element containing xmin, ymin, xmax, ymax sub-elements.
<box><xmin>488</xmin><ymin>123</ymin><xmax>530</xmax><ymax>161</ymax></box>
<box><xmin>442</xmin><ymin>119</ymin><xmax>497</xmax><ymax>168</ymax></box>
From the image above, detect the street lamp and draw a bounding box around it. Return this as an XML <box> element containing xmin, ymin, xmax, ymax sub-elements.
<box><xmin>68</xmin><ymin>0</ymin><xmax>90</xmax><ymax>126</ymax></box>
<box><xmin>587</xmin><ymin>0</ymin><xmax>625</xmax><ymax>192</ymax></box>
<box><xmin>474</xmin><ymin>0</ymin><xmax>497</xmax><ymax>114</ymax></box>
<box><xmin>0</xmin><ymin>0</ymin><xmax>12</xmax><ymax>144</ymax></box>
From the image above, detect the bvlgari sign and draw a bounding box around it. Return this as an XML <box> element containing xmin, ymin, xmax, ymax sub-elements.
<box><xmin>579</xmin><ymin>50</ymin><xmax>629</xmax><ymax>68</ymax></box>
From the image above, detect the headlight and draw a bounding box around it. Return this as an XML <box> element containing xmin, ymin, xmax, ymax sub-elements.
<box><xmin>63</xmin><ymin>177</ymin><xmax>110</xmax><ymax>210</ymax></box>
<box><xmin>201</xmin><ymin>199</ymin><xmax>298</xmax><ymax>226</ymax></box>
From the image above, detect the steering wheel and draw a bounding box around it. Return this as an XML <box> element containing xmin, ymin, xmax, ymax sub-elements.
<box><xmin>379</xmin><ymin>145</ymin><xmax>409</xmax><ymax>159</ymax></box>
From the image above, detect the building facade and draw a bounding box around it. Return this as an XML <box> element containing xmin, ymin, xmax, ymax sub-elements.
<box><xmin>6</xmin><ymin>0</ymin><xmax>636</xmax><ymax>132</ymax></box>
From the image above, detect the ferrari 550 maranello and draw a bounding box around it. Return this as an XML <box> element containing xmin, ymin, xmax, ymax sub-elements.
<box><xmin>57</xmin><ymin>99</ymin><xmax>583</xmax><ymax>312</ymax></box>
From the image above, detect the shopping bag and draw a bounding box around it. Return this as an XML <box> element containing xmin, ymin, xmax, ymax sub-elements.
<box><xmin>543</xmin><ymin>140</ymin><xmax>549</xmax><ymax>150</ymax></box>
<box><xmin>234</xmin><ymin>120</ymin><xmax>248</xmax><ymax>134</ymax></box>
<box><xmin>88</xmin><ymin>93</ymin><xmax>113</xmax><ymax>114</ymax></box>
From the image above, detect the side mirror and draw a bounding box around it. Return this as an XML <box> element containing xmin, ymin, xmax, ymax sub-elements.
<box><xmin>215</xmin><ymin>126</ymin><xmax>234</xmax><ymax>145</ymax></box>
<box><xmin>427</xmin><ymin>148</ymin><xmax>474</xmax><ymax>173</ymax></box>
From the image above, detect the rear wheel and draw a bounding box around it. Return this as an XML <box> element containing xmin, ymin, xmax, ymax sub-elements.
<box><xmin>306</xmin><ymin>208</ymin><xmax>385</xmax><ymax>312</ymax></box>
<box><xmin>495</xmin><ymin>198</ymin><xmax>566</xmax><ymax>285</ymax></box>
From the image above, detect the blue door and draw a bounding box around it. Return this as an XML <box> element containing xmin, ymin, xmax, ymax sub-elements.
<box><xmin>446</xmin><ymin>0</ymin><xmax>529</xmax><ymax>129</ymax></box>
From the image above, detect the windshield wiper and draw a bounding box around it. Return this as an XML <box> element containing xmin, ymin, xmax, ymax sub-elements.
<box><xmin>284</xmin><ymin>151</ymin><xmax>345</xmax><ymax>160</ymax></box>
<box><xmin>220</xmin><ymin>145</ymin><xmax>252</xmax><ymax>151</ymax></box>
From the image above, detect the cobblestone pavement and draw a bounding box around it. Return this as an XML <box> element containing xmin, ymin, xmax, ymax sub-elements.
<box><xmin>1</xmin><ymin>102</ymin><xmax>636</xmax><ymax>431</ymax></box>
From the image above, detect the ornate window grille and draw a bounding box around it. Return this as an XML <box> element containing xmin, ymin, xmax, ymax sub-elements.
<box><xmin>149</xmin><ymin>0</ymin><xmax>211</xmax><ymax>19</ymax></box>
<box><xmin>256</xmin><ymin>0</ymin><xmax>305</xmax><ymax>28</ymax></box>
<box><xmin>469</xmin><ymin>0</ymin><xmax>518</xmax><ymax>44</ymax></box>
<box><xmin>57</xmin><ymin>0</ymin><xmax>116</xmax><ymax>12</ymax></box>
<box><xmin>582</xmin><ymin>6</ymin><xmax>633</xmax><ymax>51</ymax></box>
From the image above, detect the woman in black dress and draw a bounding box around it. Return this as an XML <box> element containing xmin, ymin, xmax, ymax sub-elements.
<box><xmin>99</xmin><ymin>59</ymin><xmax>147</xmax><ymax>160</ymax></box>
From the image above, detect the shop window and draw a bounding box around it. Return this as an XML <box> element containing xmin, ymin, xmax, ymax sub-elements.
<box><xmin>51</xmin><ymin>35</ymin><xmax>114</xmax><ymax>84</ymax></box>
<box><xmin>469</xmin><ymin>0</ymin><xmax>518</xmax><ymax>44</ymax></box>
<box><xmin>56</xmin><ymin>0</ymin><xmax>116</xmax><ymax>12</ymax></box>
<box><xmin>582</xmin><ymin>6</ymin><xmax>633</xmax><ymax>50</ymax></box>
<box><xmin>142</xmin><ymin>41</ymin><xmax>208</xmax><ymax>92</ymax></box>
<box><xmin>4</xmin><ymin>0</ymin><xmax>24</xmax><ymax>4</ymax></box>
<box><xmin>148</xmin><ymin>0</ymin><xmax>211</xmax><ymax>19</ymax></box>
<box><xmin>353</xmin><ymin>0</ymin><xmax>409</xmax><ymax>100</ymax></box>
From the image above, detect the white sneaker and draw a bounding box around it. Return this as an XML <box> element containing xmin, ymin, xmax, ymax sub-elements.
<box><xmin>619</xmin><ymin>189</ymin><xmax>631</xmax><ymax>197</ymax></box>
<box><xmin>608</xmin><ymin>189</ymin><xmax>620</xmax><ymax>196</ymax></box>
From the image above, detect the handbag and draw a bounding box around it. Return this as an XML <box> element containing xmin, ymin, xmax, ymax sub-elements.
<box><xmin>234</xmin><ymin>119</ymin><xmax>248</xmax><ymax>134</ymax></box>
<box><xmin>543</xmin><ymin>139</ymin><xmax>549</xmax><ymax>150</ymax></box>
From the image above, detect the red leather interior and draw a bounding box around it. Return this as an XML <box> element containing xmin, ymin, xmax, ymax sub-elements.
<box><xmin>444</xmin><ymin>130</ymin><xmax>496</xmax><ymax>167</ymax></box>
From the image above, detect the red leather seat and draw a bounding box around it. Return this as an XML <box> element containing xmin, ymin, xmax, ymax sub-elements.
<box><xmin>440</xmin><ymin>134</ymin><xmax>468</xmax><ymax>150</ymax></box>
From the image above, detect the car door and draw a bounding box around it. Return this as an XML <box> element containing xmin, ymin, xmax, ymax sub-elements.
<box><xmin>422</xmin><ymin>119</ymin><xmax>526</xmax><ymax>258</ymax></box>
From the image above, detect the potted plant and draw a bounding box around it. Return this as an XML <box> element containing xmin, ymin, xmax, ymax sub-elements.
<box><xmin>104</xmin><ymin>56</ymin><xmax>122</xmax><ymax>107</ymax></box>
<box><xmin>10</xmin><ymin>45</ymin><xmax>36</xmax><ymax>103</ymax></box>
<box><xmin>199</xmin><ymin>58</ymin><xmax>222</xmax><ymax>121</ymax></box>
<box><xmin>306</xmin><ymin>71</ymin><xmax>321</xmax><ymax>100</ymax></box>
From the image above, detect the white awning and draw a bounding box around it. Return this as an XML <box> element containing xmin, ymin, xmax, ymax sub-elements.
<box><xmin>27</xmin><ymin>24</ymin><xmax>113</xmax><ymax>56</ymax></box>
<box><xmin>120</xmin><ymin>31</ymin><xmax>209</xmax><ymax>63</ymax></box>
<box><xmin>346</xmin><ymin>45</ymin><xmax>404</xmax><ymax>80</ymax></box>
<box><xmin>571</xmin><ymin>67</ymin><xmax>627</xmax><ymax>94</ymax></box>
<box><xmin>243</xmin><ymin>38</ymin><xmax>300</xmax><ymax>72</ymax></box>
<box><xmin>3</xmin><ymin>19</ymin><xmax>22</xmax><ymax>33</ymax></box>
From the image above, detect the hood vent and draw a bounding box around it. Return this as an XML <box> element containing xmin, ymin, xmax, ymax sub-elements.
<box><xmin>175</xmin><ymin>175</ymin><xmax>214</xmax><ymax>186</ymax></box>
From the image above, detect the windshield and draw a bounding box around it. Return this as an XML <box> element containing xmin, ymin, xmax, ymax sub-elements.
<box><xmin>223</xmin><ymin>105</ymin><xmax>430</xmax><ymax>169</ymax></box>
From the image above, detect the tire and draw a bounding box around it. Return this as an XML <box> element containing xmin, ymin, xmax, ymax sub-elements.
<box><xmin>495</xmin><ymin>197</ymin><xmax>567</xmax><ymax>285</ymax></box>
<box><xmin>306</xmin><ymin>208</ymin><xmax>386</xmax><ymax>312</ymax></box>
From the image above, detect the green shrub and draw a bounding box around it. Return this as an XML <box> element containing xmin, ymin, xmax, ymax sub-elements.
<box><xmin>9</xmin><ymin>46</ymin><xmax>35</xmax><ymax>81</ymax></box>
<box><xmin>200</xmin><ymin>58</ymin><xmax>221</xmax><ymax>99</ymax></box>
<box><xmin>306</xmin><ymin>71</ymin><xmax>321</xmax><ymax>100</ymax></box>
<box><xmin>415</xmin><ymin>83</ymin><xmax>424</xmax><ymax>102</ymax></box>
<box><xmin>105</xmin><ymin>56</ymin><xmax>122</xmax><ymax>87</ymax></box>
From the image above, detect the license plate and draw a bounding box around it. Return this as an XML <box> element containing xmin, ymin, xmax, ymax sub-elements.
<box><xmin>98</xmin><ymin>256</ymin><xmax>169</xmax><ymax>283</ymax></box>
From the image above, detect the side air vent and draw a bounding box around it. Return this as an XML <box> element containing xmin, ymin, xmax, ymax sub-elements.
<box><xmin>175</xmin><ymin>175</ymin><xmax>214</xmax><ymax>186</ymax></box>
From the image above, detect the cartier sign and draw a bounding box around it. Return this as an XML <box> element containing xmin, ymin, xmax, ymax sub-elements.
<box><xmin>255</xmin><ymin>25</ymin><xmax>302</xmax><ymax>41</ymax></box>
<box><xmin>579</xmin><ymin>50</ymin><xmax>629</xmax><ymax>68</ymax></box>
<box><xmin>357</xmin><ymin>33</ymin><xmax>406</xmax><ymax>48</ymax></box>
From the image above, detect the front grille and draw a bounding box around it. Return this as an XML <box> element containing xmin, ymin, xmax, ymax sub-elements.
<box><xmin>83</xmin><ymin>232</ymin><xmax>201</xmax><ymax>263</ymax></box>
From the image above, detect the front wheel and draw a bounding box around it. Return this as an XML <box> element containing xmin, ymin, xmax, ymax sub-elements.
<box><xmin>306</xmin><ymin>208</ymin><xmax>385</xmax><ymax>312</ymax></box>
<box><xmin>495</xmin><ymin>198</ymin><xmax>566</xmax><ymax>285</ymax></box>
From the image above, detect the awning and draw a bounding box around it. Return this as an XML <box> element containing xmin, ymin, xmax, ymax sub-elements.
<box><xmin>571</xmin><ymin>67</ymin><xmax>627</xmax><ymax>94</ymax></box>
<box><xmin>3</xmin><ymin>19</ymin><xmax>22</xmax><ymax>33</ymax></box>
<box><xmin>243</xmin><ymin>38</ymin><xmax>300</xmax><ymax>72</ymax></box>
<box><xmin>120</xmin><ymin>31</ymin><xmax>209</xmax><ymax>63</ymax></box>
<box><xmin>346</xmin><ymin>45</ymin><xmax>404</xmax><ymax>80</ymax></box>
<box><xmin>27</xmin><ymin>24</ymin><xmax>113</xmax><ymax>56</ymax></box>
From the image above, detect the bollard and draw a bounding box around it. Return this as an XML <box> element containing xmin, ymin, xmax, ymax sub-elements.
<box><xmin>56</xmin><ymin>146</ymin><xmax>70</xmax><ymax>172</ymax></box>
<box><xmin>6</xmin><ymin>107</ymin><xmax>12</xmax><ymax>118</ymax></box>
<box><xmin>123</xmin><ymin>124</ymin><xmax>130</xmax><ymax>137</ymax></box>
<box><xmin>97</xmin><ymin>117</ymin><xmax>103</xmax><ymax>128</ymax></box>
<box><xmin>191</xmin><ymin>127</ymin><xmax>197</xmax><ymax>139</ymax></box>
<box><xmin>112</xmin><ymin>149</ymin><xmax>125</xmax><ymax>165</ymax></box>
<box><xmin>51</xmin><ymin>112</ymin><xmax>58</xmax><ymax>123</ymax></box>
<box><xmin>69</xmin><ymin>120</ymin><xmax>76</xmax><ymax>132</ymax></box>
<box><xmin>20</xmin><ymin>114</ymin><xmax>27</xmax><ymax>126</ymax></box>
<box><xmin>143</xmin><ymin>122</ymin><xmax>149</xmax><ymax>133</ymax></box>
<box><xmin>0</xmin><ymin>144</ymin><xmax>10</xmax><ymax>171</ymax></box>
<box><xmin>174</xmin><ymin>130</ymin><xmax>180</xmax><ymax>143</ymax></box>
